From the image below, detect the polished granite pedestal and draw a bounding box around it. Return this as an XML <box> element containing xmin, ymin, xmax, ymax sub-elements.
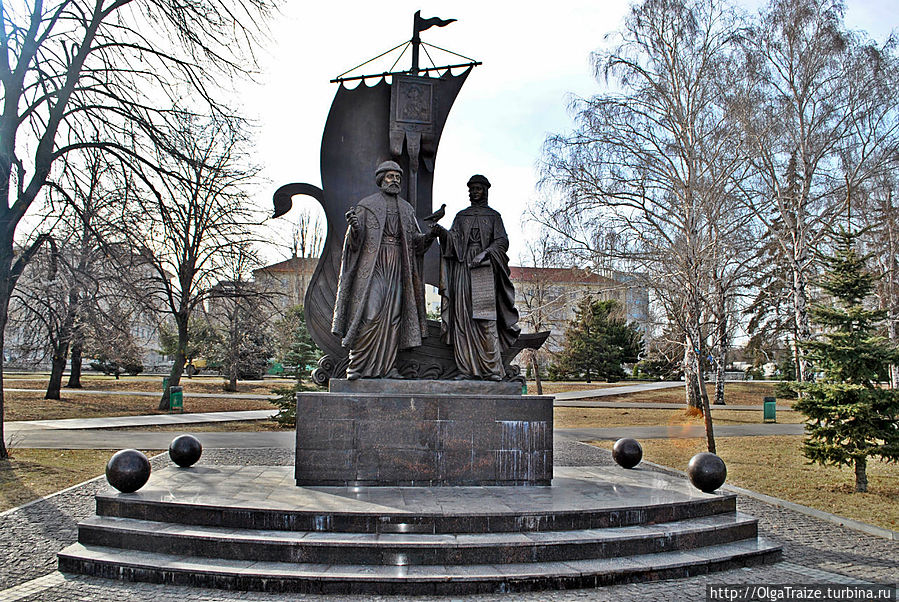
<box><xmin>295</xmin><ymin>379</ymin><xmax>553</xmax><ymax>486</ymax></box>
<box><xmin>58</xmin><ymin>464</ymin><xmax>781</xmax><ymax>594</ymax></box>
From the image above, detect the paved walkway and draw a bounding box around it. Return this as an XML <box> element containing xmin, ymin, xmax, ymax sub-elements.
<box><xmin>550</xmin><ymin>380</ymin><xmax>684</xmax><ymax>400</ymax></box>
<box><xmin>5</xmin><ymin>388</ymin><xmax>275</xmax><ymax>400</ymax></box>
<box><xmin>6</xmin><ymin>380</ymin><xmax>686</xmax><ymax>403</ymax></box>
<box><xmin>555</xmin><ymin>399</ymin><xmax>794</xmax><ymax>410</ymax></box>
<box><xmin>5</xmin><ymin>423</ymin><xmax>804</xmax><ymax>449</ymax></box>
<box><xmin>556</xmin><ymin>423</ymin><xmax>804</xmax><ymax>441</ymax></box>
<box><xmin>0</xmin><ymin>443</ymin><xmax>894</xmax><ymax>602</ymax></box>
<box><xmin>6</xmin><ymin>410</ymin><xmax>276</xmax><ymax>432</ymax></box>
<box><xmin>6</xmin><ymin>430</ymin><xmax>295</xmax><ymax>449</ymax></box>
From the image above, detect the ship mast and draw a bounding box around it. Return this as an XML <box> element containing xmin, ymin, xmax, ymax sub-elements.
<box><xmin>331</xmin><ymin>12</ymin><xmax>478</xmax><ymax>84</ymax></box>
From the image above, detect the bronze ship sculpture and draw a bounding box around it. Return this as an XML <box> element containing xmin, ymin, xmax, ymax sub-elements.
<box><xmin>273</xmin><ymin>12</ymin><xmax>547</xmax><ymax>384</ymax></box>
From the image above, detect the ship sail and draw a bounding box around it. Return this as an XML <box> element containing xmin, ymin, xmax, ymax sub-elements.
<box><xmin>272</xmin><ymin>15</ymin><xmax>545</xmax><ymax>382</ymax></box>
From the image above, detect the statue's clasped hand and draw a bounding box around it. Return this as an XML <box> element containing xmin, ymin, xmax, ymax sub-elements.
<box><xmin>468</xmin><ymin>251</ymin><xmax>488</xmax><ymax>268</ymax></box>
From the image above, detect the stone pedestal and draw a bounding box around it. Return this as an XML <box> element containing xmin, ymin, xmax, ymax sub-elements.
<box><xmin>294</xmin><ymin>380</ymin><xmax>553</xmax><ymax>486</ymax></box>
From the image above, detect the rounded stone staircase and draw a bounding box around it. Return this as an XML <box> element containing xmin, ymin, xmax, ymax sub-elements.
<box><xmin>58</xmin><ymin>465</ymin><xmax>781</xmax><ymax>595</ymax></box>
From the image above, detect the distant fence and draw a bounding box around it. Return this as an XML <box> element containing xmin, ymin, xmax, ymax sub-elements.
<box><xmin>723</xmin><ymin>371</ymin><xmax>747</xmax><ymax>381</ymax></box>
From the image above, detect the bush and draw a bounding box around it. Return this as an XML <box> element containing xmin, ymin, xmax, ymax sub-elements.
<box><xmin>270</xmin><ymin>384</ymin><xmax>297</xmax><ymax>427</ymax></box>
<box><xmin>90</xmin><ymin>358</ymin><xmax>143</xmax><ymax>377</ymax></box>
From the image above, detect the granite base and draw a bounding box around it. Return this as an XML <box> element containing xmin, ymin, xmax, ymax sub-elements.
<box><xmin>295</xmin><ymin>386</ymin><xmax>553</xmax><ymax>486</ymax></box>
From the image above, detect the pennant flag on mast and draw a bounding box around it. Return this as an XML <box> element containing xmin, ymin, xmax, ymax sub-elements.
<box><xmin>414</xmin><ymin>11</ymin><xmax>456</xmax><ymax>34</ymax></box>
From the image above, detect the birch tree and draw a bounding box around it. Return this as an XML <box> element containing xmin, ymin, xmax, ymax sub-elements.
<box><xmin>538</xmin><ymin>0</ymin><xmax>746</xmax><ymax>451</ymax></box>
<box><xmin>729</xmin><ymin>0</ymin><xmax>870</xmax><ymax>381</ymax></box>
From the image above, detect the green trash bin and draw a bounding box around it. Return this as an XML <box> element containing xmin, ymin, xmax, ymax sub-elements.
<box><xmin>170</xmin><ymin>385</ymin><xmax>184</xmax><ymax>413</ymax></box>
<box><xmin>763</xmin><ymin>396</ymin><xmax>776</xmax><ymax>423</ymax></box>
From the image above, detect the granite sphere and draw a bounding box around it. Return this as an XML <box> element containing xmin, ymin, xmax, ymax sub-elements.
<box><xmin>169</xmin><ymin>434</ymin><xmax>203</xmax><ymax>467</ymax></box>
<box><xmin>687</xmin><ymin>452</ymin><xmax>727</xmax><ymax>493</ymax></box>
<box><xmin>105</xmin><ymin>449</ymin><xmax>151</xmax><ymax>493</ymax></box>
<box><xmin>612</xmin><ymin>438</ymin><xmax>643</xmax><ymax>469</ymax></box>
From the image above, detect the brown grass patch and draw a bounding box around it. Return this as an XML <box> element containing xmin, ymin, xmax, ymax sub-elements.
<box><xmin>0</xmin><ymin>448</ymin><xmax>162</xmax><ymax>512</ymax></box>
<box><xmin>4</xmin><ymin>391</ymin><xmax>277</xmax><ymax>422</ymax></box>
<box><xmin>5</xmin><ymin>374</ymin><xmax>298</xmax><ymax>395</ymax></box>
<box><xmin>554</xmin><ymin>407</ymin><xmax>804</xmax><ymax>429</ymax></box>
<box><xmin>592</xmin><ymin>436</ymin><xmax>899</xmax><ymax>531</ymax></box>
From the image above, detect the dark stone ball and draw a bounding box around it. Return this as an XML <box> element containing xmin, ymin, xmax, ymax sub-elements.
<box><xmin>612</xmin><ymin>438</ymin><xmax>643</xmax><ymax>469</ymax></box>
<box><xmin>105</xmin><ymin>449</ymin><xmax>151</xmax><ymax>493</ymax></box>
<box><xmin>687</xmin><ymin>452</ymin><xmax>727</xmax><ymax>493</ymax></box>
<box><xmin>169</xmin><ymin>434</ymin><xmax>203</xmax><ymax>468</ymax></box>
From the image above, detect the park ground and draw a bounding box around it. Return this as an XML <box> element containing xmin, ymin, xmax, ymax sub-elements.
<box><xmin>1</xmin><ymin>376</ymin><xmax>896</xmax><ymax>531</ymax></box>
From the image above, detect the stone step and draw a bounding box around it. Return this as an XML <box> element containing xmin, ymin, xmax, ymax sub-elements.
<box><xmin>58</xmin><ymin>538</ymin><xmax>782</xmax><ymax>595</ymax></box>
<box><xmin>77</xmin><ymin>512</ymin><xmax>759</xmax><ymax>566</ymax></box>
<box><xmin>95</xmin><ymin>489</ymin><xmax>738</xmax><ymax>534</ymax></box>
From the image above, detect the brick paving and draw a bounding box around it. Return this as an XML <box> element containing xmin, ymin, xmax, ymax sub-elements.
<box><xmin>1</xmin><ymin>444</ymin><xmax>895</xmax><ymax>602</ymax></box>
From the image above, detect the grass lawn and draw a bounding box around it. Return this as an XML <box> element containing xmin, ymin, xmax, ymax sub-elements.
<box><xmin>4</xmin><ymin>374</ymin><xmax>297</xmax><ymax>395</ymax></box>
<box><xmin>0</xmin><ymin>448</ymin><xmax>163</xmax><ymax>512</ymax></box>
<box><xmin>592</xmin><ymin>436</ymin><xmax>899</xmax><ymax>532</ymax></box>
<box><xmin>3</xmin><ymin>391</ymin><xmax>279</xmax><ymax>422</ymax></box>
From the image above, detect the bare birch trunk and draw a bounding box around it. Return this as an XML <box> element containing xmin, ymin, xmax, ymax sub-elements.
<box><xmin>713</xmin><ymin>282</ymin><xmax>727</xmax><ymax>405</ymax></box>
<box><xmin>0</xmin><ymin>252</ymin><xmax>11</xmax><ymax>459</ymax></box>
<box><xmin>886</xmin><ymin>210</ymin><xmax>899</xmax><ymax>388</ymax></box>
<box><xmin>698</xmin><ymin>371</ymin><xmax>716</xmax><ymax>453</ymax></box>
<box><xmin>792</xmin><ymin>261</ymin><xmax>812</xmax><ymax>382</ymax></box>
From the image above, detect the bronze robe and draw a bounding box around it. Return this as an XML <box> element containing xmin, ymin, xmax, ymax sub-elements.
<box><xmin>440</xmin><ymin>204</ymin><xmax>520</xmax><ymax>378</ymax></box>
<box><xmin>331</xmin><ymin>192</ymin><xmax>430</xmax><ymax>378</ymax></box>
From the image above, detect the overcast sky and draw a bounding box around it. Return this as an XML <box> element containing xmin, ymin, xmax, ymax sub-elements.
<box><xmin>241</xmin><ymin>1</ymin><xmax>897</xmax><ymax>265</ymax></box>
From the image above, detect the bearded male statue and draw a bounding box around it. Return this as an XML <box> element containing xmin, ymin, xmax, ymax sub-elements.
<box><xmin>331</xmin><ymin>161</ymin><xmax>438</xmax><ymax>379</ymax></box>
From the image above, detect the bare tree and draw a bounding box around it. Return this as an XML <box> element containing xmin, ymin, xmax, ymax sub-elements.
<box><xmin>727</xmin><ymin>0</ymin><xmax>889</xmax><ymax>381</ymax></box>
<box><xmin>42</xmin><ymin>149</ymin><xmax>122</xmax><ymax>397</ymax></box>
<box><xmin>116</xmin><ymin>117</ymin><xmax>261</xmax><ymax>409</ymax></box>
<box><xmin>0</xmin><ymin>0</ymin><xmax>274</xmax><ymax>457</ymax></box>
<box><xmin>860</xmin><ymin>175</ymin><xmax>899</xmax><ymax>387</ymax></box>
<box><xmin>538</xmin><ymin>0</ymin><xmax>748</xmax><ymax>451</ymax></box>
<box><xmin>206</xmin><ymin>242</ymin><xmax>279</xmax><ymax>392</ymax></box>
<box><xmin>515</xmin><ymin>232</ymin><xmax>572</xmax><ymax>395</ymax></box>
<box><xmin>290</xmin><ymin>208</ymin><xmax>325</xmax><ymax>259</ymax></box>
<box><xmin>82</xmin><ymin>301</ymin><xmax>145</xmax><ymax>379</ymax></box>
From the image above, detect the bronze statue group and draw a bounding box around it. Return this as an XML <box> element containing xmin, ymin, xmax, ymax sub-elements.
<box><xmin>331</xmin><ymin>161</ymin><xmax>519</xmax><ymax>381</ymax></box>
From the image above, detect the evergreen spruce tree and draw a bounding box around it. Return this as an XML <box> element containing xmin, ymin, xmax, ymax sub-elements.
<box><xmin>794</xmin><ymin>228</ymin><xmax>899</xmax><ymax>492</ymax></box>
<box><xmin>549</xmin><ymin>298</ymin><xmax>643</xmax><ymax>382</ymax></box>
<box><xmin>270</xmin><ymin>305</ymin><xmax>320</xmax><ymax>427</ymax></box>
<box><xmin>277</xmin><ymin>306</ymin><xmax>319</xmax><ymax>382</ymax></box>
